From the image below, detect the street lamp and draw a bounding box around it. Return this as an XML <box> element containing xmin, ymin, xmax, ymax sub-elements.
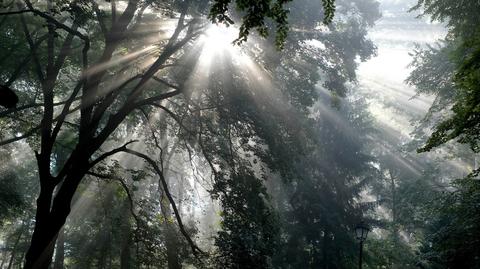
<box><xmin>355</xmin><ymin>221</ymin><xmax>370</xmax><ymax>269</ymax></box>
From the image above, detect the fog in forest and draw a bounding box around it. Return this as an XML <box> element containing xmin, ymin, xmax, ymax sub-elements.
<box><xmin>0</xmin><ymin>0</ymin><xmax>479</xmax><ymax>268</ymax></box>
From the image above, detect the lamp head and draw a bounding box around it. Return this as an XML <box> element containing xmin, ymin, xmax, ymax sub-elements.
<box><xmin>355</xmin><ymin>221</ymin><xmax>370</xmax><ymax>242</ymax></box>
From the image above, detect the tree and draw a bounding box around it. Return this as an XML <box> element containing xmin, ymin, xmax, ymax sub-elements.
<box><xmin>408</xmin><ymin>0</ymin><xmax>480</xmax><ymax>156</ymax></box>
<box><xmin>406</xmin><ymin>3</ymin><xmax>480</xmax><ymax>266</ymax></box>
<box><xmin>420</xmin><ymin>178</ymin><xmax>480</xmax><ymax>268</ymax></box>
<box><xmin>0</xmin><ymin>1</ymin><xmax>204</xmax><ymax>267</ymax></box>
<box><xmin>214</xmin><ymin>170</ymin><xmax>279</xmax><ymax>269</ymax></box>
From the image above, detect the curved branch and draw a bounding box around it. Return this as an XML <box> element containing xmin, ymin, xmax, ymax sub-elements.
<box><xmin>88</xmin><ymin>140</ymin><xmax>139</xmax><ymax>169</ymax></box>
<box><xmin>138</xmin><ymin>103</ymin><xmax>193</xmax><ymax>135</ymax></box>
<box><xmin>86</xmin><ymin>171</ymin><xmax>141</xmax><ymax>227</ymax></box>
<box><xmin>122</xmin><ymin>148</ymin><xmax>204</xmax><ymax>256</ymax></box>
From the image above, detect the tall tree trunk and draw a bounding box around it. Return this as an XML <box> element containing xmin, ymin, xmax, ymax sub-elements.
<box><xmin>53</xmin><ymin>227</ymin><xmax>64</xmax><ymax>269</ymax></box>
<box><xmin>157</xmin><ymin>110</ymin><xmax>181</xmax><ymax>269</ymax></box>
<box><xmin>322</xmin><ymin>227</ymin><xmax>329</xmax><ymax>269</ymax></box>
<box><xmin>120</xmin><ymin>225</ymin><xmax>132</xmax><ymax>269</ymax></box>
<box><xmin>99</xmin><ymin>187</ymin><xmax>114</xmax><ymax>269</ymax></box>
<box><xmin>390</xmin><ymin>171</ymin><xmax>398</xmax><ymax>269</ymax></box>
<box><xmin>161</xmin><ymin>195</ymin><xmax>181</xmax><ymax>269</ymax></box>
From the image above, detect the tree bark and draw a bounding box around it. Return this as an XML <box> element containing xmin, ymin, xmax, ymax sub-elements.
<box><xmin>165</xmin><ymin>221</ymin><xmax>181</xmax><ymax>269</ymax></box>
<box><xmin>120</xmin><ymin>224</ymin><xmax>132</xmax><ymax>269</ymax></box>
<box><xmin>53</xmin><ymin>227</ymin><xmax>64</xmax><ymax>269</ymax></box>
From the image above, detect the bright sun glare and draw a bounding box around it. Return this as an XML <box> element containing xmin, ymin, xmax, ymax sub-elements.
<box><xmin>203</xmin><ymin>24</ymin><xmax>239</xmax><ymax>51</ymax></box>
<box><xmin>197</xmin><ymin>24</ymin><xmax>251</xmax><ymax>70</ymax></box>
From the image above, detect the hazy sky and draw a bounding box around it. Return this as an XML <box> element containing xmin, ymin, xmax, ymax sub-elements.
<box><xmin>356</xmin><ymin>0</ymin><xmax>445</xmax><ymax>138</ymax></box>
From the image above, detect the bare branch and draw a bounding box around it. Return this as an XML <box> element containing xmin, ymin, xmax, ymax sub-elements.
<box><xmin>0</xmin><ymin>103</ymin><xmax>83</xmax><ymax>146</ymax></box>
<box><xmin>53</xmin><ymin>24</ymin><xmax>78</xmax><ymax>73</ymax></box>
<box><xmin>90</xmin><ymin>74</ymin><xmax>143</xmax><ymax>127</ymax></box>
<box><xmin>21</xmin><ymin>1</ymin><xmax>90</xmax><ymax>69</ymax></box>
<box><xmin>139</xmin><ymin>108</ymin><xmax>162</xmax><ymax>148</ymax></box>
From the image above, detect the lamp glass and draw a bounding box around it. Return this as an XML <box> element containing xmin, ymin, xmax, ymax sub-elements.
<box><xmin>355</xmin><ymin>223</ymin><xmax>369</xmax><ymax>241</ymax></box>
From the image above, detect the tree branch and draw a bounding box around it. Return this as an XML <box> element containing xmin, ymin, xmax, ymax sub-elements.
<box><xmin>152</xmin><ymin>76</ymin><xmax>181</xmax><ymax>90</ymax></box>
<box><xmin>140</xmin><ymin>102</ymin><xmax>193</xmax><ymax>135</ymax></box>
<box><xmin>91</xmin><ymin>0</ymin><xmax>108</xmax><ymax>36</ymax></box>
<box><xmin>121</xmin><ymin>148</ymin><xmax>204</xmax><ymax>256</ymax></box>
<box><xmin>86</xmin><ymin>171</ymin><xmax>141</xmax><ymax>227</ymax></box>
<box><xmin>0</xmin><ymin>9</ymin><xmax>31</xmax><ymax>16</ymax></box>
<box><xmin>23</xmin><ymin>1</ymin><xmax>89</xmax><ymax>45</ymax></box>
<box><xmin>5</xmin><ymin>34</ymin><xmax>48</xmax><ymax>87</ymax></box>
<box><xmin>50</xmin><ymin>81</ymin><xmax>85</xmax><ymax>143</ymax></box>
<box><xmin>19</xmin><ymin>10</ymin><xmax>44</xmax><ymax>82</ymax></box>
<box><xmin>0</xmin><ymin>127</ymin><xmax>39</xmax><ymax>146</ymax></box>
<box><xmin>0</xmin><ymin>97</ymin><xmax>79</xmax><ymax>118</ymax></box>
<box><xmin>88</xmin><ymin>140</ymin><xmax>139</xmax><ymax>169</ymax></box>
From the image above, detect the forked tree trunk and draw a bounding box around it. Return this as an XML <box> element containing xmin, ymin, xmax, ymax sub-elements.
<box><xmin>24</xmin><ymin>165</ymin><xmax>87</xmax><ymax>269</ymax></box>
<box><xmin>24</xmin><ymin>181</ymin><xmax>59</xmax><ymax>269</ymax></box>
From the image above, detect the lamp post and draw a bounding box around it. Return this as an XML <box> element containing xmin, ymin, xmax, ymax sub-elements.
<box><xmin>355</xmin><ymin>221</ymin><xmax>370</xmax><ymax>269</ymax></box>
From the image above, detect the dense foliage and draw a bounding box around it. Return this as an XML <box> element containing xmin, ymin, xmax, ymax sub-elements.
<box><xmin>409</xmin><ymin>0</ymin><xmax>480</xmax><ymax>154</ymax></box>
